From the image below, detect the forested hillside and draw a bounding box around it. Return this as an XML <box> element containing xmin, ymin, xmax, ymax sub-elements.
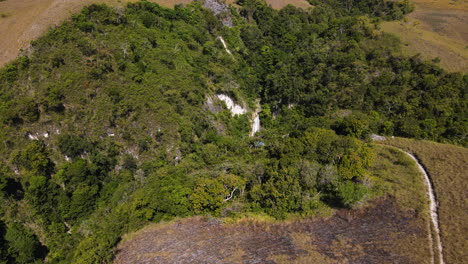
<box><xmin>0</xmin><ymin>0</ymin><xmax>466</xmax><ymax>263</ymax></box>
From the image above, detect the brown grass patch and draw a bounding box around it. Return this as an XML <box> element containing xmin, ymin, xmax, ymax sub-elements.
<box><xmin>381</xmin><ymin>0</ymin><xmax>468</xmax><ymax>72</ymax></box>
<box><xmin>383</xmin><ymin>137</ymin><xmax>468</xmax><ymax>264</ymax></box>
<box><xmin>114</xmin><ymin>198</ymin><xmax>430</xmax><ymax>264</ymax></box>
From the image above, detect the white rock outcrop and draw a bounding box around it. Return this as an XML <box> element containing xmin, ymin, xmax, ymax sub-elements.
<box><xmin>216</xmin><ymin>94</ymin><xmax>247</xmax><ymax>116</ymax></box>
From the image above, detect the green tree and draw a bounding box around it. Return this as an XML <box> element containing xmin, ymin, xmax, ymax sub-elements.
<box><xmin>333</xmin><ymin>181</ymin><xmax>367</xmax><ymax>208</ymax></box>
<box><xmin>4</xmin><ymin>223</ymin><xmax>46</xmax><ymax>264</ymax></box>
<box><xmin>57</xmin><ymin>135</ymin><xmax>90</xmax><ymax>158</ymax></box>
<box><xmin>11</xmin><ymin>141</ymin><xmax>53</xmax><ymax>177</ymax></box>
<box><xmin>65</xmin><ymin>184</ymin><xmax>99</xmax><ymax>220</ymax></box>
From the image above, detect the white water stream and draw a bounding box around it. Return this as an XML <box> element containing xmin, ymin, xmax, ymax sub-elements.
<box><xmin>216</xmin><ymin>36</ymin><xmax>232</xmax><ymax>55</ymax></box>
<box><xmin>403</xmin><ymin>151</ymin><xmax>444</xmax><ymax>264</ymax></box>
<box><xmin>250</xmin><ymin>113</ymin><xmax>260</xmax><ymax>137</ymax></box>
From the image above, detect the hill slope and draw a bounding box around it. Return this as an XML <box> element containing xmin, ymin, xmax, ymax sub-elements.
<box><xmin>114</xmin><ymin>144</ymin><xmax>433</xmax><ymax>264</ymax></box>
<box><xmin>381</xmin><ymin>0</ymin><xmax>468</xmax><ymax>72</ymax></box>
<box><xmin>0</xmin><ymin>1</ymin><xmax>466</xmax><ymax>263</ymax></box>
<box><xmin>0</xmin><ymin>0</ymin><xmax>311</xmax><ymax>67</ymax></box>
<box><xmin>383</xmin><ymin>137</ymin><xmax>468</xmax><ymax>264</ymax></box>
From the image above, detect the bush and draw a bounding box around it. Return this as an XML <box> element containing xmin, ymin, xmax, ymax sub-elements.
<box><xmin>334</xmin><ymin>181</ymin><xmax>367</xmax><ymax>208</ymax></box>
<box><xmin>57</xmin><ymin>135</ymin><xmax>90</xmax><ymax>158</ymax></box>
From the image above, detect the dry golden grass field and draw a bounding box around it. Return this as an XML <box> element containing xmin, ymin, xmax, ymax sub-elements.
<box><xmin>383</xmin><ymin>137</ymin><xmax>468</xmax><ymax>264</ymax></box>
<box><xmin>0</xmin><ymin>0</ymin><xmax>310</xmax><ymax>67</ymax></box>
<box><xmin>381</xmin><ymin>0</ymin><xmax>468</xmax><ymax>72</ymax></box>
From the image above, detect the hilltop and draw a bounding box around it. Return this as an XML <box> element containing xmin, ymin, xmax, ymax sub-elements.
<box><xmin>0</xmin><ymin>0</ymin><xmax>311</xmax><ymax>67</ymax></box>
<box><xmin>0</xmin><ymin>1</ymin><xmax>466</xmax><ymax>263</ymax></box>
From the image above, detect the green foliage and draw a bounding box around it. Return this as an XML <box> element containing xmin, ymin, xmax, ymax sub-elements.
<box><xmin>11</xmin><ymin>141</ymin><xmax>53</xmax><ymax>177</ymax></box>
<box><xmin>0</xmin><ymin>0</ymin><xmax>464</xmax><ymax>263</ymax></box>
<box><xmin>57</xmin><ymin>135</ymin><xmax>90</xmax><ymax>158</ymax></box>
<box><xmin>308</xmin><ymin>0</ymin><xmax>414</xmax><ymax>20</ymax></box>
<box><xmin>191</xmin><ymin>177</ymin><xmax>226</xmax><ymax>214</ymax></box>
<box><xmin>0</xmin><ymin>65</ymin><xmax>18</xmax><ymax>82</ymax></box>
<box><xmin>333</xmin><ymin>181</ymin><xmax>368</xmax><ymax>208</ymax></box>
<box><xmin>65</xmin><ymin>184</ymin><xmax>99</xmax><ymax>220</ymax></box>
<box><xmin>0</xmin><ymin>169</ymin><xmax>8</xmax><ymax>198</ymax></box>
<box><xmin>0</xmin><ymin>220</ymin><xmax>8</xmax><ymax>264</ymax></box>
<box><xmin>4</xmin><ymin>223</ymin><xmax>46</xmax><ymax>264</ymax></box>
<box><xmin>238</xmin><ymin>0</ymin><xmax>466</xmax><ymax>145</ymax></box>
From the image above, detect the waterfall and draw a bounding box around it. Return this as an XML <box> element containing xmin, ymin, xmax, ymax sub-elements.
<box><xmin>250</xmin><ymin>112</ymin><xmax>260</xmax><ymax>137</ymax></box>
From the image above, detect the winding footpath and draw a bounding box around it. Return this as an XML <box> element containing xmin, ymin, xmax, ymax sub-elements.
<box><xmin>402</xmin><ymin>150</ymin><xmax>444</xmax><ymax>264</ymax></box>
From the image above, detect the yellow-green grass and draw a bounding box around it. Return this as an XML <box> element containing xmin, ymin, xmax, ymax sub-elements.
<box><xmin>0</xmin><ymin>0</ymin><xmax>310</xmax><ymax>67</ymax></box>
<box><xmin>381</xmin><ymin>0</ymin><xmax>468</xmax><ymax>72</ymax></box>
<box><xmin>368</xmin><ymin>144</ymin><xmax>429</xmax><ymax>215</ymax></box>
<box><xmin>383</xmin><ymin>137</ymin><xmax>468</xmax><ymax>264</ymax></box>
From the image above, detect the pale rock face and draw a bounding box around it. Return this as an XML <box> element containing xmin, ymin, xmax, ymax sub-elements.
<box><xmin>28</xmin><ymin>133</ymin><xmax>39</xmax><ymax>140</ymax></box>
<box><xmin>214</xmin><ymin>94</ymin><xmax>261</xmax><ymax>137</ymax></box>
<box><xmin>203</xmin><ymin>0</ymin><xmax>233</xmax><ymax>27</ymax></box>
<box><xmin>370</xmin><ymin>134</ymin><xmax>386</xmax><ymax>141</ymax></box>
<box><xmin>216</xmin><ymin>94</ymin><xmax>247</xmax><ymax>116</ymax></box>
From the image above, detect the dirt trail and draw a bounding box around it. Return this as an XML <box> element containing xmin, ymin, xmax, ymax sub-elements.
<box><xmin>402</xmin><ymin>150</ymin><xmax>444</xmax><ymax>264</ymax></box>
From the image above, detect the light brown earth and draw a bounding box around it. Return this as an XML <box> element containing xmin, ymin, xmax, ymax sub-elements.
<box><xmin>0</xmin><ymin>0</ymin><xmax>310</xmax><ymax>67</ymax></box>
<box><xmin>381</xmin><ymin>0</ymin><xmax>468</xmax><ymax>72</ymax></box>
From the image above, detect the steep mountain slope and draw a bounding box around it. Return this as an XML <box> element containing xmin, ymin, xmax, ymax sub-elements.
<box><xmin>0</xmin><ymin>1</ymin><xmax>466</xmax><ymax>263</ymax></box>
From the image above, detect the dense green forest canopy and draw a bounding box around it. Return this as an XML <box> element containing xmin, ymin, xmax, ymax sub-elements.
<box><xmin>0</xmin><ymin>0</ymin><xmax>466</xmax><ymax>263</ymax></box>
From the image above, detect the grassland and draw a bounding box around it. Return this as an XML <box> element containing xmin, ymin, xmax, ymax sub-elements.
<box><xmin>114</xmin><ymin>144</ymin><xmax>433</xmax><ymax>263</ymax></box>
<box><xmin>368</xmin><ymin>145</ymin><xmax>429</xmax><ymax>216</ymax></box>
<box><xmin>0</xmin><ymin>0</ymin><xmax>310</xmax><ymax>67</ymax></box>
<box><xmin>381</xmin><ymin>0</ymin><xmax>468</xmax><ymax>72</ymax></box>
<box><xmin>383</xmin><ymin>137</ymin><xmax>468</xmax><ymax>264</ymax></box>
